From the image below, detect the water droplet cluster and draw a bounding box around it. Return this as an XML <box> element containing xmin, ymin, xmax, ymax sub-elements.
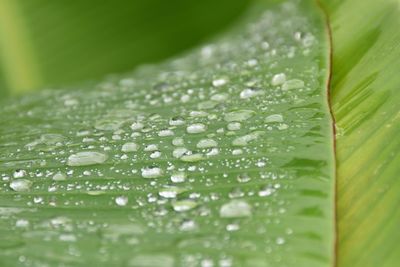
<box><xmin>0</xmin><ymin>2</ymin><xmax>334</xmax><ymax>266</ymax></box>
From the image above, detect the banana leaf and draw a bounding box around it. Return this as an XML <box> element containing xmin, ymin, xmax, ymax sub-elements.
<box><xmin>0</xmin><ymin>0</ymin><xmax>399</xmax><ymax>266</ymax></box>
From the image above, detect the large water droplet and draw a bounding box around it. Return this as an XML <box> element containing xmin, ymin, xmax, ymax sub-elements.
<box><xmin>9</xmin><ymin>179</ymin><xmax>32</xmax><ymax>192</ymax></box>
<box><xmin>121</xmin><ymin>142</ymin><xmax>138</xmax><ymax>152</ymax></box>
<box><xmin>186</xmin><ymin>123</ymin><xmax>207</xmax><ymax>134</ymax></box>
<box><xmin>271</xmin><ymin>73</ymin><xmax>286</xmax><ymax>86</ymax></box>
<box><xmin>67</xmin><ymin>152</ymin><xmax>107</xmax><ymax>166</ymax></box>
<box><xmin>141</xmin><ymin>166</ymin><xmax>163</xmax><ymax>178</ymax></box>
<box><xmin>220</xmin><ymin>200</ymin><xmax>252</xmax><ymax>218</ymax></box>
<box><xmin>224</xmin><ymin>110</ymin><xmax>255</xmax><ymax>122</ymax></box>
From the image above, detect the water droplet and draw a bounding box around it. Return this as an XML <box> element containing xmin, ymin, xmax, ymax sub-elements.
<box><xmin>210</xmin><ymin>93</ymin><xmax>228</xmax><ymax>102</ymax></box>
<box><xmin>172</xmin><ymin>137</ymin><xmax>184</xmax><ymax>146</ymax></box>
<box><xmin>237</xmin><ymin>173</ymin><xmax>251</xmax><ymax>183</ymax></box>
<box><xmin>171</xmin><ymin>172</ymin><xmax>186</xmax><ymax>183</ymax></box>
<box><xmin>186</xmin><ymin>123</ymin><xmax>207</xmax><ymax>134</ymax></box>
<box><xmin>158</xmin><ymin>186</ymin><xmax>185</xmax><ymax>198</ymax></box>
<box><xmin>220</xmin><ymin>200</ymin><xmax>252</xmax><ymax>218</ymax></box>
<box><xmin>232</xmin><ymin>131</ymin><xmax>264</xmax><ymax>146</ymax></box>
<box><xmin>224</xmin><ymin>110</ymin><xmax>255</xmax><ymax>122</ymax></box>
<box><xmin>240</xmin><ymin>88</ymin><xmax>264</xmax><ymax>99</ymax></box>
<box><xmin>53</xmin><ymin>172</ymin><xmax>66</xmax><ymax>181</ymax></box>
<box><xmin>172</xmin><ymin>200</ymin><xmax>198</xmax><ymax>212</ymax></box>
<box><xmin>128</xmin><ymin>254</ymin><xmax>174</xmax><ymax>267</ymax></box>
<box><xmin>196</xmin><ymin>139</ymin><xmax>217</xmax><ymax>148</ymax></box>
<box><xmin>282</xmin><ymin>79</ymin><xmax>304</xmax><ymax>90</ymax></box>
<box><xmin>265</xmin><ymin>114</ymin><xmax>284</xmax><ymax>123</ymax></box>
<box><xmin>169</xmin><ymin>117</ymin><xmax>185</xmax><ymax>126</ymax></box>
<box><xmin>150</xmin><ymin>151</ymin><xmax>161</xmax><ymax>159</ymax></box>
<box><xmin>141</xmin><ymin>166</ymin><xmax>163</xmax><ymax>178</ymax></box>
<box><xmin>121</xmin><ymin>142</ymin><xmax>138</xmax><ymax>152</ymax></box>
<box><xmin>226</xmin><ymin>223</ymin><xmax>240</xmax><ymax>231</ymax></box>
<box><xmin>144</xmin><ymin>144</ymin><xmax>158</xmax><ymax>152</ymax></box>
<box><xmin>276</xmin><ymin>237</ymin><xmax>285</xmax><ymax>245</ymax></box>
<box><xmin>173</xmin><ymin>147</ymin><xmax>188</xmax><ymax>158</ymax></box>
<box><xmin>130</xmin><ymin>122</ymin><xmax>144</xmax><ymax>131</ymax></box>
<box><xmin>115</xmin><ymin>196</ymin><xmax>128</xmax><ymax>206</ymax></box>
<box><xmin>227</xmin><ymin>122</ymin><xmax>241</xmax><ymax>131</ymax></box>
<box><xmin>9</xmin><ymin>179</ymin><xmax>32</xmax><ymax>192</ymax></box>
<box><xmin>158</xmin><ymin>129</ymin><xmax>174</xmax><ymax>137</ymax></box>
<box><xmin>67</xmin><ymin>151</ymin><xmax>107</xmax><ymax>166</ymax></box>
<box><xmin>13</xmin><ymin>169</ymin><xmax>26</xmax><ymax>178</ymax></box>
<box><xmin>95</xmin><ymin>120</ymin><xmax>122</xmax><ymax>131</ymax></box>
<box><xmin>271</xmin><ymin>73</ymin><xmax>286</xmax><ymax>86</ymax></box>
<box><xmin>198</xmin><ymin>101</ymin><xmax>218</xmax><ymax>110</ymax></box>
<box><xmin>180</xmin><ymin>153</ymin><xmax>204</xmax><ymax>162</ymax></box>
<box><xmin>212</xmin><ymin>78</ymin><xmax>227</xmax><ymax>87</ymax></box>
<box><xmin>179</xmin><ymin>219</ymin><xmax>197</xmax><ymax>231</ymax></box>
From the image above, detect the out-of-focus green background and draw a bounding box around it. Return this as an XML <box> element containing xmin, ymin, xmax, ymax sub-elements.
<box><xmin>0</xmin><ymin>0</ymin><xmax>251</xmax><ymax>97</ymax></box>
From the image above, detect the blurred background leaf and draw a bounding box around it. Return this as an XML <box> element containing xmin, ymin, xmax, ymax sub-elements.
<box><xmin>0</xmin><ymin>0</ymin><xmax>251</xmax><ymax>97</ymax></box>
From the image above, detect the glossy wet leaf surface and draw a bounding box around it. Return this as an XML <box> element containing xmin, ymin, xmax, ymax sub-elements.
<box><xmin>0</xmin><ymin>1</ymin><xmax>335</xmax><ymax>266</ymax></box>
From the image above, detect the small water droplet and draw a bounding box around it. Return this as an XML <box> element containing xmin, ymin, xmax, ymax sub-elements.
<box><xmin>115</xmin><ymin>196</ymin><xmax>128</xmax><ymax>206</ymax></box>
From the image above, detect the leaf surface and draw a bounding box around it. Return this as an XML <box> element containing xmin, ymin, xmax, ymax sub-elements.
<box><xmin>0</xmin><ymin>1</ymin><xmax>335</xmax><ymax>266</ymax></box>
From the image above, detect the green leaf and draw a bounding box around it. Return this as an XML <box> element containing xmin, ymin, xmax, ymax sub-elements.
<box><xmin>0</xmin><ymin>0</ymin><xmax>250</xmax><ymax>96</ymax></box>
<box><xmin>0</xmin><ymin>1</ymin><xmax>336</xmax><ymax>266</ymax></box>
<box><xmin>325</xmin><ymin>0</ymin><xmax>400</xmax><ymax>266</ymax></box>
